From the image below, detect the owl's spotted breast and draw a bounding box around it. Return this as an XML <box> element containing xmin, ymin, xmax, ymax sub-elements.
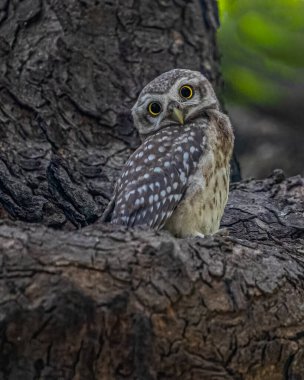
<box><xmin>164</xmin><ymin>158</ymin><xmax>230</xmax><ymax>237</ymax></box>
<box><xmin>164</xmin><ymin>112</ymin><xmax>233</xmax><ymax>237</ymax></box>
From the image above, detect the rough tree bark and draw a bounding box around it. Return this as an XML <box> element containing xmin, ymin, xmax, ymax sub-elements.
<box><xmin>0</xmin><ymin>171</ymin><xmax>304</xmax><ymax>380</ymax></box>
<box><xmin>0</xmin><ymin>0</ymin><xmax>303</xmax><ymax>379</ymax></box>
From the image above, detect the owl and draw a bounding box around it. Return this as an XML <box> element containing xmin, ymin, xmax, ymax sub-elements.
<box><xmin>102</xmin><ymin>69</ymin><xmax>234</xmax><ymax>238</ymax></box>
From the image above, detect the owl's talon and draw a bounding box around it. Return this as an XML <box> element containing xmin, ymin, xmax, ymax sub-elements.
<box><xmin>216</xmin><ymin>228</ymin><xmax>229</xmax><ymax>236</ymax></box>
<box><xmin>194</xmin><ymin>232</ymin><xmax>205</xmax><ymax>239</ymax></box>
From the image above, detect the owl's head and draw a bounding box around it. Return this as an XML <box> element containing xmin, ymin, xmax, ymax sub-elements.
<box><xmin>132</xmin><ymin>69</ymin><xmax>219</xmax><ymax>138</ymax></box>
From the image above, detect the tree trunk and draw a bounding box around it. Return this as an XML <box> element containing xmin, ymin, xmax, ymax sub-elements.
<box><xmin>0</xmin><ymin>0</ymin><xmax>303</xmax><ymax>379</ymax></box>
<box><xmin>0</xmin><ymin>0</ymin><xmax>229</xmax><ymax>229</ymax></box>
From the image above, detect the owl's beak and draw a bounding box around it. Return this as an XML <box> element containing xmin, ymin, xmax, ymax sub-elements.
<box><xmin>171</xmin><ymin>107</ymin><xmax>184</xmax><ymax>125</ymax></box>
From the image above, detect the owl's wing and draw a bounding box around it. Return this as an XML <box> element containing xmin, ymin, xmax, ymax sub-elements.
<box><xmin>111</xmin><ymin>164</ymin><xmax>186</xmax><ymax>229</ymax></box>
<box><xmin>110</xmin><ymin>126</ymin><xmax>205</xmax><ymax>229</ymax></box>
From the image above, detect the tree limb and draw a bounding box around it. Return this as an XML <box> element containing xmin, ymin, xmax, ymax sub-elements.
<box><xmin>0</xmin><ymin>171</ymin><xmax>303</xmax><ymax>379</ymax></box>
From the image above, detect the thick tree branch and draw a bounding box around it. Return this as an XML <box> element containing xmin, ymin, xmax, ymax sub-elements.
<box><xmin>0</xmin><ymin>171</ymin><xmax>303</xmax><ymax>379</ymax></box>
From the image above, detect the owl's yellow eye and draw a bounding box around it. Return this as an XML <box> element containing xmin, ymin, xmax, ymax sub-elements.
<box><xmin>179</xmin><ymin>85</ymin><xmax>193</xmax><ymax>100</ymax></box>
<box><xmin>148</xmin><ymin>102</ymin><xmax>162</xmax><ymax>117</ymax></box>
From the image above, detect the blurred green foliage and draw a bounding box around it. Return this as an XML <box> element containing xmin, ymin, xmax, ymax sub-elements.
<box><xmin>218</xmin><ymin>0</ymin><xmax>304</xmax><ymax>105</ymax></box>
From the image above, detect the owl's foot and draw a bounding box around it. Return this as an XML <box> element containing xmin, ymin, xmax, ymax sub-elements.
<box><xmin>215</xmin><ymin>227</ymin><xmax>229</xmax><ymax>236</ymax></box>
<box><xmin>194</xmin><ymin>232</ymin><xmax>205</xmax><ymax>239</ymax></box>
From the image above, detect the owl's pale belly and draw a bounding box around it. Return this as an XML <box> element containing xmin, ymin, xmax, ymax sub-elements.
<box><xmin>164</xmin><ymin>154</ymin><xmax>230</xmax><ymax>238</ymax></box>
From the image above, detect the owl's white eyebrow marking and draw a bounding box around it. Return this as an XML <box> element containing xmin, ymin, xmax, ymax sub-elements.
<box><xmin>136</xmin><ymin>92</ymin><xmax>165</xmax><ymax>107</ymax></box>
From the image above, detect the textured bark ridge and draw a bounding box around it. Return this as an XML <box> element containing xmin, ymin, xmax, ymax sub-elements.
<box><xmin>0</xmin><ymin>1</ymin><xmax>303</xmax><ymax>379</ymax></box>
<box><xmin>0</xmin><ymin>171</ymin><xmax>303</xmax><ymax>379</ymax></box>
